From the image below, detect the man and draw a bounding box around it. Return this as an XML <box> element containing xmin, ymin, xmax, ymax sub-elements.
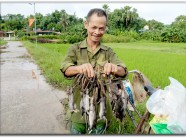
<box><xmin>61</xmin><ymin>8</ymin><xmax>128</xmax><ymax>134</ymax></box>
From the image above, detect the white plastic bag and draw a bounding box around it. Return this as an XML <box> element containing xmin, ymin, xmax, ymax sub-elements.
<box><xmin>146</xmin><ymin>89</ymin><xmax>169</xmax><ymax>115</ymax></box>
<box><xmin>146</xmin><ymin>77</ymin><xmax>186</xmax><ymax>134</ymax></box>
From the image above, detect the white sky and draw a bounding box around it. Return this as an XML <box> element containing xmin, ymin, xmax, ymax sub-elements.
<box><xmin>1</xmin><ymin>2</ymin><xmax>186</xmax><ymax>25</ymax></box>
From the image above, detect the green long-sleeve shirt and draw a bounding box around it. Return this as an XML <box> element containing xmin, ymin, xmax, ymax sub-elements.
<box><xmin>61</xmin><ymin>39</ymin><xmax>128</xmax><ymax>123</ymax></box>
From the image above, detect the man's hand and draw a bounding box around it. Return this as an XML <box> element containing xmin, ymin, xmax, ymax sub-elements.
<box><xmin>104</xmin><ymin>63</ymin><xmax>126</xmax><ymax>77</ymax></box>
<box><xmin>77</xmin><ymin>63</ymin><xmax>94</xmax><ymax>77</ymax></box>
<box><xmin>104</xmin><ymin>63</ymin><xmax>118</xmax><ymax>75</ymax></box>
<box><xmin>65</xmin><ymin>63</ymin><xmax>125</xmax><ymax>78</ymax></box>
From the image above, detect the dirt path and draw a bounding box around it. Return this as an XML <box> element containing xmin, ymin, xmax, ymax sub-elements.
<box><xmin>0</xmin><ymin>41</ymin><xmax>69</xmax><ymax>134</ymax></box>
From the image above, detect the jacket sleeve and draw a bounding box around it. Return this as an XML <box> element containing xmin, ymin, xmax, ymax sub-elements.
<box><xmin>108</xmin><ymin>47</ymin><xmax>128</xmax><ymax>78</ymax></box>
<box><xmin>60</xmin><ymin>45</ymin><xmax>77</xmax><ymax>79</ymax></box>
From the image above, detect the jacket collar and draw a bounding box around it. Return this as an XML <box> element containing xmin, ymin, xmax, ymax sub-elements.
<box><xmin>79</xmin><ymin>39</ymin><xmax>108</xmax><ymax>50</ymax></box>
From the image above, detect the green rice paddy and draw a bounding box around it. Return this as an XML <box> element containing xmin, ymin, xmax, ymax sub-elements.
<box><xmin>23</xmin><ymin>41</ymin><xmax>186</xmax><ymax>89</ymax></box>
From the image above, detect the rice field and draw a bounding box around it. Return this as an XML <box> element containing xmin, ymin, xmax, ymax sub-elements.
<box><xmin>23</xmin><ymin>41</ymin><xmax>186</xmax><ymax>89</ymax></box>
<box><xmin>108</xmin><ymin>42</ymin><xmax>186</xmax><ymax>88</ymax></box>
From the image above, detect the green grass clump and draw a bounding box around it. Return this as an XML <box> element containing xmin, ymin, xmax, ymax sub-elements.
<box><xmin>0</xmin><ymin>40</ymin><xmax>7</xmax><ymax>46</ymax></box>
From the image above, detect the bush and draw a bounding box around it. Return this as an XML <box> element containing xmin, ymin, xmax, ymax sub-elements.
<box><xmin>140</xmin><ymin>30</ymin><xmax>161</xmax><ymax>41</ymax></box>
<box><xmin>160</xmin><ymin>26</ymin><xmax>186</xmax><ymax>43</ymax></box>
<box><xmin>66</xmin><ymin>34</ymin><xmax>84</xmax><ymax>44</ymax></box>
<box><xmin>120</xmin><ymin>31</ymin><xmax>140</xmax><ymax>40</ymax></box>
<box><xmin>59</xmin><ymin>32</ymin><xmax>84</xmax><ymax>44</ymax></box>
<box><xmin>102</xmin><ymin>34</ymin><xmax>136</xmax><ymax>43</ymax></box>
<box><xmin>16</xmin><ymin>30</ymin><xmax>26</xmax><ymax>38</ymax></box>
<box><xmin>20</xmin><ymin>36</ymin><xmax>29</xmax><ymax>41</ymax></box>
<box><xmin>37</xmin><ymin>35</ymin><xmax>60</xmax><ymax>40</ymax></box>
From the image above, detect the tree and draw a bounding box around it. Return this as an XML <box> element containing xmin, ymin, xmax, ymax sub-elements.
<box><xmin>3</xmin><ymin>14</ymin><xmax>25</xmax><ymax>31</ymax></box>
<box><xmin>122</xmin><ymin>6</ymin><xmax>131</xmax><ymax>27</ymax></box>
<box><xmin>39</xmin><ymin>15</ymin><xmax>50</xmax><ymax>30</ymax></box>
<box><xmin>121</xmin><ymin>6</ymin><xmax>139</xmax><ymax>29</ymax></box>
<box><xmin>171</xmin><ymin>15</ymin><xmax>186</xmax><ymax>32</ymax></box>
<box><xmin>108</xmin><ymin>6</ymin><xmax>140</xmax><ymax>32</ymax></box>
<box><xmin>51</xmin><ymin>10</ymin><xmax>61</xmax><ymax>24</ymax></box>
<box><xmin>134</xmin><ymin>17</ymin><xmax>147</xmax><ymax>32</ymax></box>
<box><xmin>147</xmin><ymin>19</ymin><xmax>164</xmax><ymax>30</ymax></box>
<box><xmin>102</xmin><ymin>4</ymin><xmax>110</xmax><ymax>15</ymax></box>
<box><xmin>47</xmin><ymin>23</ymin><xmax>55</xmax><ymax>31</ymax></box>
<box><xmin>175</xmin><ymin>15</ymin><xmax>186</xmax><ymax>22</ymax></box>
<box><xmin>59</xmin><ymin>10</ymin><xmax>70</xmax><ymax>32</ymax></box>
<box><xmin>109</xmin><ymin>9</ymin><xmax>123</xmax><ymax>30</ymax></box>
<box><xmin>35</xmin><ymin>13</ymin><xmax>44</xmax><ymax>28</ymax></box>
<box><xmin>160</xmin><ymin>26</ymin><xmax>185</xmax><ymax>43</ymax></box>
<box><xmin>167</xmin><ymin>15</ymin><xmax>186</xmax><ymax>42</ymax></box>
<box><xmin>0</xmin><ymin>14</ymin><xmax>3</xmax><ymax>24</ymax></box>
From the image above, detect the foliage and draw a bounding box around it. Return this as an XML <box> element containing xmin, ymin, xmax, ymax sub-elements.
<box><xmin>102</xmin><ymin>34</ymin><xmax>136</xmax><ymax>43</ymax></box>
<box><xmin>108</xmin><ymin>6</ymin><xmax>140</xmax><ymax>32</ymax></box>
<box><xmin>15</xmin><ymin>30</ymin><xmax>26</xmax><ymax>38</ymax></box>
<box><xmin>169</xmin><ymin>15</ymin><xmax>186</xmax><ymax>42</ymax></box>
<box><xmin>140</xmin><ymin>25</ymin><xmax>186</xmax><ymax>43</ymax></box>
<box><xmin>140</xmin><ymin>29</ymin><xmax>162</xmax><ymax>41</ymax></box>
<box><xmin>147</xmin><ymin>19</ymin><xmax>164</xmax><ymax>30</ymax></box>
<box><xmin>2</xmin><ymin>14</ymin><xmax>25</xmax><ymax>31</ymax></box>
<box><xmin>171</xmin><ymin>15</ymin><xmax>186</xmax><ymax>31</ymax></box>
<box><xmin>102</xmin><ymin>31</ymin><xmax>140</xmax><ymax>43</ymax></box>
<box><xmin>102</xmin><ymin>4</ymin><xmax>111</xmax><ymax>15</ymax></box>
<box><xmin>66</xmin><ymin>34</ymin><xmax>84</xmax><ymax>44</ymax></box>
<box><xmin>160</xmin><ymin>26</ymin><xmax>186</xmax><ymax>43</ymax></box>
<box><xmin>0</xmin><ymin>40</ymin><xmax>7</xmax><ymax>46</ymax></box>
<box><xmin>1</xmin><ymin>5</ymin><xmax>185</xmax><ymax>43</ymax></box>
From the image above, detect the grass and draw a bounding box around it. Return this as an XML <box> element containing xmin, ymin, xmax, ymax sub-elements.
<box><xmin>0</xmin><ymin>39</ymin><xmax>7</xmax><ymax>46</ymax></box>
<box><xmin>0</xmin><ymin>40</ymin><xmax>8</xmax><ymax>54</ymax></box>
<box><xmin>107</xmin><ymin>42</ymin><xmax>186</xmax><ymax>88</ymax></box>
<box><xmin>22</xmin><ymin>40</ymin><xmax>186</xmax><ymax>134</ymax></box>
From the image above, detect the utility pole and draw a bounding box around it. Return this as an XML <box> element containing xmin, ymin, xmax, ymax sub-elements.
<box><xmin>34</xmin><ymin>3</ymin><xmax>37</xmax><ymax>46</ymax></box>
<box><xmin>29</xmin><ymin>3</ymin><xmax>37</xmax><ymax>46</ymax></box>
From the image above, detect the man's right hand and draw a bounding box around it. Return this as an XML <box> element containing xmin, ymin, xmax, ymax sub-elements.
<box><xmin>77</xmin><ymin>63</ymin><xmax>94</xmax><ymax>78</ymax></box>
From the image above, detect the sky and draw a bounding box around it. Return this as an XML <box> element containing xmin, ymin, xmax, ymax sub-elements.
<box><xmin>1</xmin><ymin>2</ymin><xmax>186</xmax><ymax>25</ymax></box>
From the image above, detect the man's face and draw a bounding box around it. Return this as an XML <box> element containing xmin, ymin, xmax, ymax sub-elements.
<box><xmin>84</xmin><ymin>14</ymin><xmax>107</xmax><ymax>43</ymax></box>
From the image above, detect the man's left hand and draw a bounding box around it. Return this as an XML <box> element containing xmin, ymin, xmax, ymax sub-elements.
<box><xmin>103</xmin><ymin>63</ymin><xmax>118</xmax><ymax>75</ymax></box>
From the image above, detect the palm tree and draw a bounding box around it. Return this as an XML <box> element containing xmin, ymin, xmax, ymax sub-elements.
<box><xmin>121</xmin><ymin>6</ymin><xmax>139</xmax><ymax>29</ymax></box>
<box><xmin>123</xmin><ymin>6</ymin><xmax>132</xmax><ymax>28</ymax></box>
<box><xmin>59</xmin><ymin>10</ymin><xmax>70</xmax><ymax>32</ymax></box>
<box><xmin>102</xmin><ymin>4</ymin><xmax>110</xmax><ymax>15</ymax></box>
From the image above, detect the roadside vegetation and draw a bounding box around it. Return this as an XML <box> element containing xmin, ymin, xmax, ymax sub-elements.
<box><xmin>0</xmin><ymin>40</ymin><xmax>7</xmax><ymax>46</ymax></box>
<box><xmin>0</xmin><ymin>40</ymin><xmax>7</xmax><ymax>54</ymax></box>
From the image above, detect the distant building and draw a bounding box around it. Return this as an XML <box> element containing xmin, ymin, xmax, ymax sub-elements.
<box><xmin>138</xmin><ymin>25</ymin><xmax>150</xmax><ymax>33</ymax></box>
<box><xmin>0</xmin><ymin>31</ymin><xmax>15</xmax><ymax>40</ymax></box>
<box><xmin>143</xmin><ymin>25</ymin><xmax>149</xmax><ymax>30</ymax></box>
<box><xmin>0</xmin><ymin>31</ymin><xmax>6</xmax><ymax>37</ymax></box>
<box><xmin>36</xmin><ymin>28</ymin><xmax>53</xmax><ymax>35</ymax></box>
<box><xmin>6</xmin><ymin>31</ymin><xmax>15</xmax><ymax>40</ymax></box>
<box><xmin>27</xmin><ymin>28</ymin><xmax>61</xmax><ymax>36</ymax></box>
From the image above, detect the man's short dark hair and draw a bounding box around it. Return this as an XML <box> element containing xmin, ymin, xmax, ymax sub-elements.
<box><xmin>86</xmin><ymin>8</ymin><xmax>107</xmax><ymax>22</ymax></box>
